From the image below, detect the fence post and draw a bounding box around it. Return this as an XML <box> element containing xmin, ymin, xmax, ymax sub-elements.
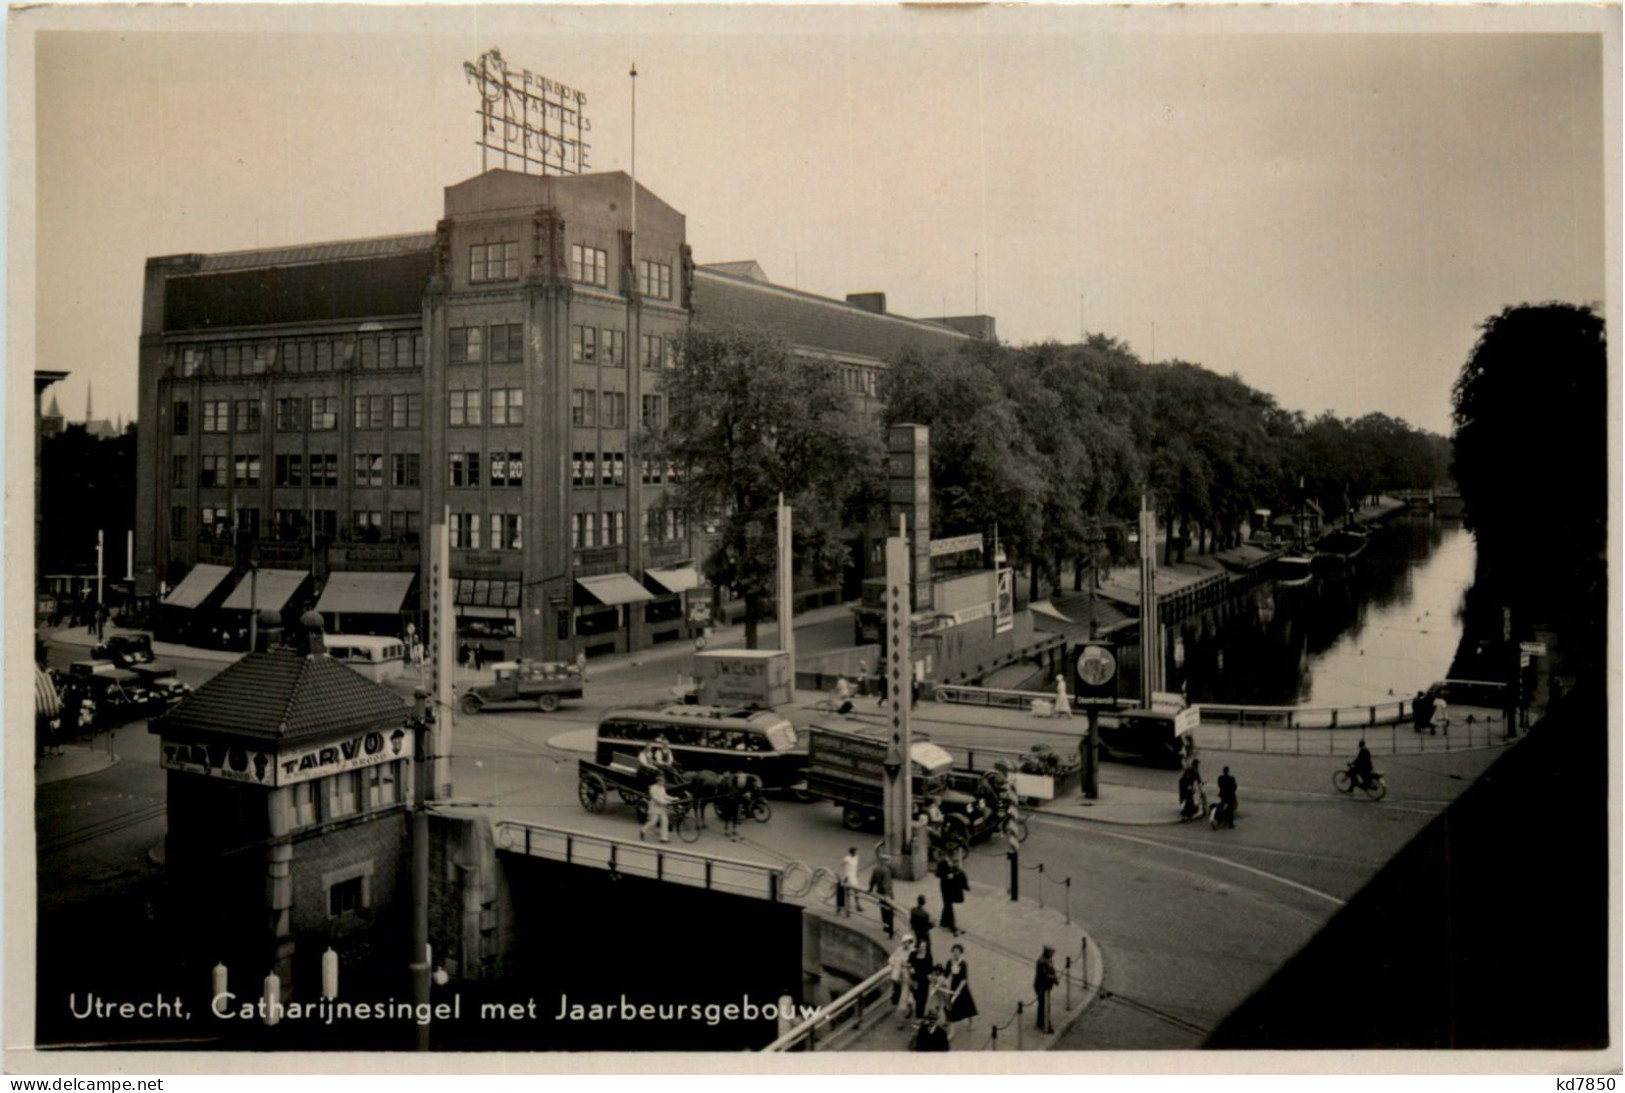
<box><xmin>1064</xmin><ymin>877</ymin><xmax>1072</xmax><ymax>924</ymax></box>
<box><xmin>1016</xmin><ymin>1001</ymin><xmax>1024</xmax><ymax>1049</ymax></box>
<box><xmin>1036</xmin><ymin>863</ymin><xmax>1045</xmax><ymax>909</ymax></box>
<box><xmin>990</xmin><ymin>1024</ymin><xmax>998</xmax><ymax>1051</ymax></box>
<box><xmin>1262</xmin><ymin>721</ymin><xmax>1267</xmax><ymax>753</ymax></box>
<box><xmin>1065</xmin><ymin>956</ymin><xmax>1073</xmax><ymax>1011</ymax></box>
<box><xmin>1227</xmin><ymin>721</ymin><xmax>1233</xmax><ymax>749</ymax></box>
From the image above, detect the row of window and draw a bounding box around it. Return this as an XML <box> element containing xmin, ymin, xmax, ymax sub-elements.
<box><xmin>450</xmin><ymin>325</ymin><xmax>525</xmax><ymax>365</ymax></box>
<box><xmin>174</xmin><ymin>395</ymin><xmax>422</xmax><ymax>436</ymax></box>
<box><xmin>292</xmin><ymin>764</ymin><xmax>403</xmax><ymax>831</ymax></box>
<box><xmin>170</xmin><ymin>505</ymin><xmax>425</xmax><ymax>542</ymax></box>
<box><xmin>568</xmin><ymin>507</ymin><xmax>689</xmax><ymax>549</ymax></box>
<box><xmin>172</xmin><ymin>334</ymin><xmax>426</xmax><ymax>378</ymax></box>
<box><xmin>570</xmin><ymin>389</ymin><xmax>629</xmax><ymax>428</ymax></box>
<box><xmin>572</xmin><ymin>326</ymin><xmax>676</xmax><ymax>370</ymax></box>
<box><xmin>449</xmin><ymin>451</ymin><xmax>525</xmax><ymax>489</ymax></box>
<box><xmin>450</xmin><ymin>512</ymin><xmax>524</xmax><ymax>551</ymax></box>
<box><xmin>470</xmin><ymin>242</ymin><xmax>520</xmax><ymax>283</ymax></box>
<box><xmin>448</xmin><ymin>388</ymin><xmax>523</xmax><ymax>427</ymax></box>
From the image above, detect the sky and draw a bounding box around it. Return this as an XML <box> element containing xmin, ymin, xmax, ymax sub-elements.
<box><xmin>20</xmin><ymin>5</ymin><xmax>1612</xmax><ymax>436</ymax></box>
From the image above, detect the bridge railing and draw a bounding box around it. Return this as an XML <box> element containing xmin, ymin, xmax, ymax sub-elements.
<box><xmin>494</xmin><ymin>821</ymin><xmax>784</xmax><ymax>902</ymax></box>
<box><xmin>760</xmin><ymin>967</ymin><xmax>892</xmax><ymax>1052</ymax></box>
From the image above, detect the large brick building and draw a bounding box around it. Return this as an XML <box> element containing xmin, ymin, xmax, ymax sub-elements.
<box><xmin>135</xmin><ymin>169</ymin><xmax>983</xmax><ymax>662</ymax></box>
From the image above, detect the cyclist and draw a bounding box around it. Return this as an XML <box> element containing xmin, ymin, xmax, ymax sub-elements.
<box><xmin>1349</xmin><ymin>739</ymin><xmax>1374</xmax><ymax>791</ymax></box>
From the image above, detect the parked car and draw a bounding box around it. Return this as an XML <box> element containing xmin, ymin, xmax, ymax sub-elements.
<box><xmin>91</xmin><ymin>633</ymin><xmax>156</xmax><ymax>666</ymax></box>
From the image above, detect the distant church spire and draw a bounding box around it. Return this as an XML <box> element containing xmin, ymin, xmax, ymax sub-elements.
<box><xmin>84</xmin><ymin>381</ymin><xmax>93</xmax><ymax>423</ymax></box>
<box><xmin>46</xmin><ymin>393</ymin><xmax>60</xmax><ymax>418</ymax></box>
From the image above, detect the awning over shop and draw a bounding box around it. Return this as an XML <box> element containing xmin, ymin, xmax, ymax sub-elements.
<box><xmin>314</xmin><ymin>571</ymin><xmax>416</xmax><ymax>616</ymax></box>
<box><xmin>36</xmin><ymin>667</ymin><xmax>60</xmax><ymax>720</ymax></box>
<box><xmin>576</xmin><ymin>572</ymin><xmax>656</xmax><ymax>607</ymax></box>
<box><xmin>162</xmin><ymin>564</ymin><xmax>235</xmax><ymax>610</ymax></box>
<box><xmin>645</xmin><ymin>565</ymin><xmax>704</xmax><ymax>596</ymax></box>
<box><xmin>1029</xmin><ymin>599</ymin><xmax>1073</xmax><ymax>624</ymax></box>
<box><xmin>222</xmin><ymin>568</ymin><xmax>310</xmax><ymax>612</ymax></box>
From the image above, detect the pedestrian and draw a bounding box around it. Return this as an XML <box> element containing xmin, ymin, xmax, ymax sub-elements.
<box><xmin>911</xmin><ymin>1006</ymin><xmax>950</xmax><ymax>1052</ymax></box>
<box><xmin>1033</xmin><ymin>944</ymin><xmax>1059</xmax><ymax>1034</ymax></box>
<box><xmin>937</xmin><ymin>852</ymin><xmax>966</xmax><ymax>936</ymax></box>
<box><xmin>1215</xmin><ymin>765</ymin><xmax>1239</xmax><ymax>827</ymax></box>
<box><xmin>868</xmin><ymin>850</ymin><xmax>896</xmax><ymax>937</ymax></box>
<box><xmin>838</xmin><ymin>846</ymin><xmax>860</xmax><ymax>917</ymax></box>
<box><xmin>639</xmin><ymin>775</ymin><xmax>674</xmax><ymax>844</ymax></box>
<box><xmin>944</xmin><ymin>943</ymin><xmax>979</xmax><ymax>1036</ymax></box>
<box><xmin>855</xmin><ymin>660</ymin><xmax>868</xmax><ymax>697</ymax></box>
<box><xmin>575</xmin><ymin>650</ymin><xmax>589</xmax><ymax>682</ymax></box>
<box><xmin>1411</xmin><ymin>689</ymin><xmax>1431</xmax><ymax>733</ymax></box>
<box><xmin>832</xmin><ymin>675</ymin><xmax>855</xmax><ymax>716</ymax></box>
<box><xmin>1053</xmin><ymin>674</ymin><xmax>1073</xmax><ymax>719</ymax></box>
<box><xmin>888</xmin><ymin>935</ymin><xmax>915</xmax><ymax>1020</ymax></box>
<box><xmin>1432</xmin><ymin>694</ymin><xmax>1449</xmax><ymax>736</ymax></box>
<box><xmin>908</xmin><ymin>942</ymin><xmax>935</xmax><ymax>1022</ymax></box>
<box><xmin>1178</xmin><ymin>758</ymin><xmax>1205</xmax><ymax>821</ymax></box>
<box><xmin>909</xmin><ymin>894</ymin><xmax>934</xmax><ymax>953</ymax></box>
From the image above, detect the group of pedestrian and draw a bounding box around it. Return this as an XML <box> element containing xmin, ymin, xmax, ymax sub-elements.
<box><xmin>1178</xmin><ymin>757</ymin><xmax>1240</xmax><ymax>826</ymax></box>
<box><xmin>1411</xmin><ymin>688</ymin><xmax>1448</xmax><ymax>735</ymax></box>
<box><xmin>895</xmin><ymin>898</ymin><xmax>979</xmax><ymax>1050</ymax></box>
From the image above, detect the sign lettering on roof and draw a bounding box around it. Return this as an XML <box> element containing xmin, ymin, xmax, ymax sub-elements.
<box><xmin>464</xmin><ymin>48</ymin><xmax>591</xmax><ymax>176</ymax></box>
<box><xmin>160</xmin><ymin>728</ymin><xmax>414</xmax><ymax>787</ymax></box>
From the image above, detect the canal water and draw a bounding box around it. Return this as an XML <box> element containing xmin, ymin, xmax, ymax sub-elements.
<box><xmin>1166</xmin><ymin>517</ymin><xmax>1476</xmax><ymax>708</ymax></box>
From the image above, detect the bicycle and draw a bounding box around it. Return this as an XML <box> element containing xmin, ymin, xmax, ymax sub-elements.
<box><xmin>780</xmin><ymin>862</ymin><xmax>840</xmax><ymax>901</ymax></box>
<box><xmin>1332</xmin><ymin>766</ymin><xmax>1388</xmax><ymax>801</ymax></box>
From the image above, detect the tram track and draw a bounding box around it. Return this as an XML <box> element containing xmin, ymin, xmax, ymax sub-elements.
<box><xmin>38</xmin><ymin>799</ymin><xmax>167</xmax><ymax>856</ymax></box>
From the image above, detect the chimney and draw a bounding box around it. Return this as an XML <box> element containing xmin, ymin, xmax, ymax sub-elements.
<box><xmin>254</xmin><ymin>609</ymin><xmax>283</xmax><ymax>653</ymax></box>
<box><xmin>846</xmin><ymin>292</ymin><xmax>887</xmax><ymax>315</ymax></box>
<box><xmin>298</xmin><ymin>610</ymin><xmax>327</xmax><ymax>657</ymax></box>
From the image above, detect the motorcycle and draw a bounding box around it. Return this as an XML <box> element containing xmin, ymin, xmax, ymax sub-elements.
<box><xmin>1209</xmin><ymin>796</ymin><xmax>1237</xmax><ymax>829</ymax></box>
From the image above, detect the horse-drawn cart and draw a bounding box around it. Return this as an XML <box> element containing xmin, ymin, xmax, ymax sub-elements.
<box><xmin>575</xmin><ymin>755</ymin><xmax>703</xmax><ymax>843</ymax></box>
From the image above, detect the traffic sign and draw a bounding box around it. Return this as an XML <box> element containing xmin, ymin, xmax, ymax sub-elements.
<box><xmin>1077</xmin><ymin>645</ymin><xmax>1117</xmax><ymax>686</ymax></box>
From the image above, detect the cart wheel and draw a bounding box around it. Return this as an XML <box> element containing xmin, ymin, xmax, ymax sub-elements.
<box><xmin>841</xmin><ymin>806</ymin><xmax>869</xmax><ymax>832</ymax></box>
<box><xmin>750</xmin><ymin>799</ymin><xmax>772</xmax><ymax>823</ymax></box>
<box><xmin>674</xmin><ymin>807</ymin><xmax>701</xmax><ymax>844</ymax></box>
<box><xmin>537</xmin><ymin>692</ymin><xmax>561</xmax><ymax>713</ymax></box>
<box><xmin>460</xmin><ymin>694</ymin><xmax>481</xmax><ymax>715</ymax></box>
<box><xmin>578</xmin><ymin>773</ymin><xmax>608</xmax><ymax>813</ymax></box>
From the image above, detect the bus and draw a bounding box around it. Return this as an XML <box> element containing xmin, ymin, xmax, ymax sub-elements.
<box><xmin>595</xmin><ymin>705</ymin><xmax>806</xmax><ymax>791</ymax></box>
<box><xmin>322</xmin><ymin>634</ymin><xmax>408</xmax><ymax>682</ymax></box>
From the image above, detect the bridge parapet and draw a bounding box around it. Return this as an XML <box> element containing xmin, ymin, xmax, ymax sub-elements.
<box><xmin>495</xmin><ymin>820</ymin><xmax>784</xmax><ymax>902</ymax></box>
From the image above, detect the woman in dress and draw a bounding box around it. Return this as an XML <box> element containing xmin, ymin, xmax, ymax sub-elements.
<box><xmin>944</xmin><ymin>943</ymin><xmax>979</xmax><ymax>1037</ymax></box>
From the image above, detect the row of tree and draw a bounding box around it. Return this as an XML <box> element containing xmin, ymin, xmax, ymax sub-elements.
<box><xmin>643</xmin><ymin>324</ymin><xmax>1452</xmax><ymax>644</ymax></box>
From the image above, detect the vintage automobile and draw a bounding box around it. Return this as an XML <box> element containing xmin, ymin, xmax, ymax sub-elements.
<box><xmin>460</xmin><ymin>659</ymin><xmax>585</xmax><ymax>714</ymax></box>
<box><xmin>90</xmin><ymin>633</ymin><xmax>157</xmax><ymax>666</ymax></box>
<box><xmin>62</xmin><ymin>661</ymin><xmax>165</xmax><ymax>726</ymax></box>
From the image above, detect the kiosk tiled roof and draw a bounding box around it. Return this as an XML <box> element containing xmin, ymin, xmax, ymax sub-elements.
<box><xmin>153</xmin><ymin>645</ymin><xmax>409</xmax><ymax>743</ymax></box>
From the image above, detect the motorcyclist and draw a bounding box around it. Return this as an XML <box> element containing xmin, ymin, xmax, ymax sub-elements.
<box><xmin>1350</xmin><ymin>739</ymin><xmax>1374</xmax><ymax>790</ymax></box>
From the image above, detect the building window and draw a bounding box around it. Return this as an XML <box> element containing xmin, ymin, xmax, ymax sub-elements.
<box><xmin>312</xmin><ymin>509</ymin><xmax>337</xmax><ymax>538</ymax></box>
<box><xmin>604</xmin><ymin>510</ymin><xmax>626</xmax><ymax>546</ymax></box>
<box><xmin>275</xmin><ymin>454</ymin><xmax>303</xmax><ymax>487</ymax></box>
<box><xmin>665</xmin><ymin>340</ymin><xmax>678</xmax><ymax>370</ymax></box>
<box><xmin>391</xmin><ymin>393</ymin><xmax>422</xmax><ymax>429</ymax></box>
<box><xmin>273</xmin><ymin>509</ymin><xmax>304</xmax><ymax>540</ymax></box>
<box><xmin>570</xmin><ymin>243</ymin><xmax>608</xmax><ymax>287</ymax></box>
<box><xmin>390</xmin><ymin>452</ymin><xmax>421</xmax><ymax>488</ymax></box>
<box><xmin>572</xmin><ymin>512</ymin><xmax>599</xmax><ymax>549</ymax></box>
<box><xmin>641</xmin><ymin>459</ymin><xmax>663</xmax><ymax>486</ymax></box>
<box><xmin>310</xmin><ymin>454</ymin><xmax>338</xmax><ymax>488</ymax></box>
<box><xmin>604</xmin><ymin>329</ymin><xmax>627</xmax><ymax>368</ymax></box>
<box><xmin>365</xmin><ymin>762</ymin><xmax>401</xmax><ymax>808</ymax></box>
<box><xmin>390</xmin><ymin>511</ymin><xmax>421</xmax><ymax>540</ymax></box>
<box><xmin>234</xmin><ymin>399</ymin><xmax>261</xmax><ymax>433</ymax></box>
<box><xmin>490</xmin><ymin>323</ymin><xmax>524</xmax><ymax>364</ymax></box>
<box><xmin>449</xmin><ymin>390</ymin><xmax>482</xmax><ymax>427</ymax></box>
<box><xmin>571</xmin><ymin>451</ymin><xmax>598</xmax><ymax>488</ymax></box>
<box><xmin>471</xmin><ymin>241</ymin><xmax>519</xmax><ymax>282</ymax></box>
<box><xmin>642</xmin><ymin>394</ymin><xmax>663</xmax><ymax>428</ymax></box>
<box><xmin>310</xmin><ymin>397</ymin><xmax>338</xmax><ymax>431</ymax></box>
<box><xmin>450</xmin><ymin>452</ymin><xmax>482</xmax><ymax>488</ymax></box>
<box><xmin>640</xmin><ymin>334</ymin><xmax>660</xmax><ymax>371</ymax></box>
<box><xmin>601</xmin><ymin>391</ymin><xmax>627</xmax><ymax>429</ymax></box>
<box><xmin>489</xmin><ymin>451</ymin><xmax>524</xmax><ymax>488</ymax></box>
<box><xmin>352</xmin><ymin>453</ymin><xmax>383</xmax><ymax>488</ymax></box>
<box><xmin>669</xmin><ymin>508</ymin><xmax>688</xmax><ymax>541</ymax></box>
<box><xmin>178</xmin><ymin>347</ymin><xmax>201</xmax><ymax>377</ymax></box>
<box><xmin>451</xmin><ymin>512</ymin><xmax>481</xmax><ymax>549</ymax></box>
<box><xmin>490</xmin><ymin>513</ymin><xmax>523</xmax><ymax>551</ymax></box>
<box><xmin>170</xmin><ymin>506</ymin><xmax>188</xmax><ymax>539</ymax></box>
<box><xmin>202</xmin><ymin>400</ymin><xmax>230</xmax><ymax>434</ymax></box>
<box><xmin>233</xmin><ymin>455</ymin><xmax>262</xmax><ymax>487</ymax></box>
<box><xmin>490</xmin><ymin>388</ymin><xmax>524</xmax><ymax>426</ymax></box>
<box><xmin>570</xmin><ymin>389</ymin><xmax>597</xmax><ymax>427</ymax></box>
<box><xmin>171</xmin><ymin>454</ymin><xmax>189</xmax><ymax>488</ymax></box>
<box><xmin>172</xmin><ymin>400</ymin><xmax>190</xmax><ymax>436</ymax></box>
<box><xmin>236</xmin><ymin>507</ymin><xmax>261</xmax><ymax>538</ymax></box>
<box><xmin>200</xmin><ymin>455</ymin><xmax>227</xmax><ymax>489</ymax></box>
<box><xmin>276</xmin><ymin>398</ymin><xmax>303</xmax><ymax>432</ymax></box>
<box><xmin>644</xmin><ymin>507</ymin><xmax>665</xmax><ymax>543</ymax></box>
<box><xmin>200</xmin><ymin>506</ymin><xmax>228</xmax><ymax>537</ymax></box>
<box><xmin>602</xmin><ymin>451</ymin><xmax>626</xmax><ymax>486</ymax></box>
<box><xmin>572</xmin><ymin>325</ymin><xmax>597</xmax><ymax>364</ymax></box>
<box><xmin>352</xmin><ymin>395</ymin><xmax>385</xmax><ymax>430</ymax></box>
<box><xmin>450</xmin><ymin>326</ymin><xmax>484</xmax><ymax>364</ymax></box>
<box><xmin>295</xmin><ymin>782</ymin><xmax>319</xmax><ymax>828</ymax></box>
<box><xmin>352</xmin><ymin>510</ymin><xmax>383</xmax><ymax>537</ymax></box>
<box><xmin>639</xmin><ymin>259</ymin><xmax>673</xmax><ymax>301</ymax></box>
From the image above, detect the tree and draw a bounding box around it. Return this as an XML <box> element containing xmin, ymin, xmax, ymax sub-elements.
<box><xmin>39</xmin><ymin>422</ymin><xmax>138</xmax><ymax>584</ymax></box>
<box><xmin>639</xmin><ymin>323</ymin><xmax>882</xmax><ymax>648</ymax></box>
<box><xmin>1451</xmin><ymin>303</ymin><xmax>1607</xmax><ymax>669</ymax></box>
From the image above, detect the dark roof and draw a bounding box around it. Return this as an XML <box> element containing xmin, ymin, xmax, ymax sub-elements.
<box><xmin>692</xmin><ymin>268</ymin><xmax>972</xmax><ymax>363</ymax></box>
<box><xmin>164</xmin><ymin>249</ymin><xmax>434</xmax><ymax>331</ymax></box>
<box><xmin>152</xmin><ymin>646</ymin><xmax>408</xmax><ymax>743</ymax></box>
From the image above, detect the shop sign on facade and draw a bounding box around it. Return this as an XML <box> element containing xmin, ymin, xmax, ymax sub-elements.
<box><xmin>160</xmin><ymin>728</ymin><xmax>412</xmax><ymax>787</ymax></box>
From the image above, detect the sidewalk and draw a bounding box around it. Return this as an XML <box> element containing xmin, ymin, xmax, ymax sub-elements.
<box><xmin>34</xmin><ymin>740</ymin><xmax>119</xmax><ymax>785</ymax></box>
<box><xmin>45</xmin><ymin>624</ymin><xmax>242</xmax><ymax>665</ymax></box>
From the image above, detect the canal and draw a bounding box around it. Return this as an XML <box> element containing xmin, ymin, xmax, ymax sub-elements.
<box><xmin>1166</xmin><ymin>517</ymin><xmax>1475</xmax><ymax>708</ymax></box>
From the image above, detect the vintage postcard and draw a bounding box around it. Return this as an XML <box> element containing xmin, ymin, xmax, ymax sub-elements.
<box><xmin>6</xmin><ymin>2</ymin><xmax>1619</xmax><ymax>1077</ymax></box>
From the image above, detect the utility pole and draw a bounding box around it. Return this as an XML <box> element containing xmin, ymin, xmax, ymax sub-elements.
<box><xmin>777</xmin><ymin>494</ymin><xmax>795</xmax><ymax>675</ymax></box>
<box><xmin>95</xmin><ymin>530</ymin><xmax>104</xmax><ymax>609</ymax></box>
<box><xmin>883</xmin><ymin>521</ymin><xmax>915</xmax><ymax>877</ymax></box>
<box><xmin>410</xmin><ymin>690</ymin><xmax>432</xmax><ymax>1052</ymax></box>
<box><xmin>1082</xmin><ymin>534</ymin><xmax>1102</xmax><ymax>799</ymax></box>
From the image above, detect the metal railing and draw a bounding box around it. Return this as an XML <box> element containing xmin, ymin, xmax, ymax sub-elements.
<box><xmin>760</xmin><ymin>967</ymin><xmax>892</xmax><ymax>1052</ymax></box>
<box><xmin>934</xmin><ymin>684</ymin><xmax>1059</xmax><ymax>711</ymax></box>
<box><xmin>494</xmin><ymin>821</ymin><xmax>784</xmax><ymax>902</ymax></box>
